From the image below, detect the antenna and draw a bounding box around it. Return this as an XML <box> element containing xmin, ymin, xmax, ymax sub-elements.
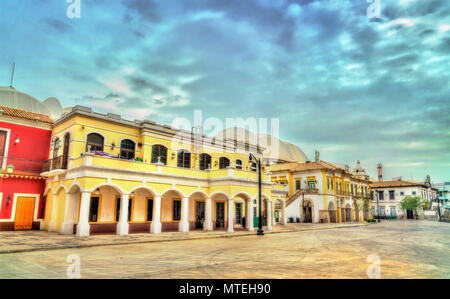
<box><xmin>10</xmin><ymin>62</ymin><xmax>15</xmax><ymax>87</ymax></box>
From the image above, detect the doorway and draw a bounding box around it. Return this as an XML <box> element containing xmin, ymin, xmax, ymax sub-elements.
<box><xmin>235</xmin><ymin>202</ymin><xmax>242</xmax><ymax>225</ymax></box>
<box><xmin>407</xmin><ymin>210</ymin><xmax>414</xmax><ymax>219</ymax></box>
<box><xmin>216</xmin><ymin>202</ymin><xmax>225</xmax><ymax>228</ymax></box>
<box><xmin>196</xmin><ymin>201</ymin><xmax>205</xmax><ymax>229</ymax></box>
<box><xmin>14</xmin><ymin>197</ymin><xmax>35</xmax><ymax>230</ymax></box>
<box><xmin>303</xmin><ymin>201</ymin><xmax>312</xmax><ymax>223</ymax></box>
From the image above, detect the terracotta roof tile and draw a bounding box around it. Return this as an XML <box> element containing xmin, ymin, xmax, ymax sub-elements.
<box><xmin>0</xmin><ymin>105</ymin><xmax>54</xmax><ymax>124</ymax></box>
<box><xmin>369</xmin><ymin>180</ymin><xmax>426</xmax><ymax>188</ymax></box>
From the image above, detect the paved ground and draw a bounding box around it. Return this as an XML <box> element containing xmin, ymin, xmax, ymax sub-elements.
<box><xmin>0</xmin><ymin>221</ymin><xmax>448</xmax><ymax>279</ymax></box>
<box><xmin>0</xmin><ymin>223</ymin><xmax>364</xmax><ymax>254</ymax></box>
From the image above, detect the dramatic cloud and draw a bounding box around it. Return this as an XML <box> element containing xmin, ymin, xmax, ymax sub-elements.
<box><xmin>0</xmin><ymin>0</ymin><xmax>448</xmax><ymax>181</ymax></box>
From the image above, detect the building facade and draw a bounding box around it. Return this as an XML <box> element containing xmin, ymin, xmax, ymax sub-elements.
<box><xmin>269</xmin><ymin>160</ymin><xmax>372</xmax><ymax>224</ymax></box>
<box><xmin>0</xmin><ymin>105</ymin><xmax>53</xmax><ymax>231</ymax></box>
<box><xmin>41</xmin><ymin>106</ymin><xmax>288</xmax><ymax>236</ymax></box>
<box><xmin>369</xmin><ymin>179</ymin><xmax>438</xmax><ymax>219</ymax></box>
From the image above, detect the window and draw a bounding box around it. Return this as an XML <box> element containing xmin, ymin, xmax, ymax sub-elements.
<box><xmin>151</xmin><ymin>145</ymin><xmax>167</xmax><ymax>165</ymax></box>
<box><xmin>173</xmin><ymin>200</ymin><xmax>182</xmax><ymax>221</ymax></box>
<box><xmin>389</xmin><ymin>190</ymin><xmax>395</xmax><ymax>200</ymax></box>
<box><xmin>378</xmin><ymin>191</ymin><xmax>384</xmax><ymax>200</ymax></box>
<box><xmin>86</xmin><ymin>133</ymin><xmax>104</xmax><ymax>152</ymax></box>
<box><xmin>390</xmin><ymin>207</ymin><xmax>396</xmax><ymax>216</ymax></box>
<box><xmin>53</xmin><ymin>137</ymin><xmax>60</xmax><ymax>159</ymax></box>
<box><xmin>0</xmin><ymin>131</ymin><xmax>6</xmax><ymax>159</ymax></box>
<box><xmin>115</xmin><ymin>197</ymin><xmax>133</xmax><ymax>222</ymax></box>
<box><xmin>89</xmin><ymin>196</ymin><xmax>100</xmax><ymax>222</ymax></box>
<box><xmin>380</xmin><ymin>207</ymin><xmax>385</xmax><ymax>216</ymax></box>
<box><xmin>308</xmin><ymin>181</ymin><xmax>315</xmax><ymax>190</ymax></box>
<box><xmin>128</xmin><ymin>197</ymin><xmax>133</xmax><ymax>222</ymax></box>
<box><xmin>147</xmin><ymin>199</ymin><xmax>153</xmax><ymax>222</ymax></box>
<box><xmin>235</xmin><ymin>159</ymin><xmax>243</xmax><ymax>170</ymax></box>
<box><xmin>296</xmin><ymin>180</ymin><xmax>301</xmax><ymax>191</ymax></box>
<box><xmin>400</xmin><ymin>191</ymin><xmax>405</xmax><ymax>196</ymax></box>
<box><xmin>120</xmin><ymin>139</ymin><xmax>135</xmax><ymax>160</ymax></box>
<box><xmin>177</xmin><ymin>150</ymin><xmax>191</xmax><ymax>168</ymax></box>
<box><xmin>250</xmin><ymin>162</ymin><xmax>257</xmax><ymax>172</ymax></box>
<box><xmin>200</xmin><ymin>154</ymin><xmax>212</xmax><ymax>171</ymax></box>
<box><xmin>412</xmin><ymin>191</ymin><xmax>416</xmax><ymax>196</ymax></box>
<box><xmin>219</xmin><ymin>157</ymin><xmax>230</xmax><ymax>169</ymax></box>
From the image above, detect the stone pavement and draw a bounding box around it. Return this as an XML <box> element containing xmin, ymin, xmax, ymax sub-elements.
<box><xmin>0</xmin><ymin>221</ymin><xmax>448</xmax><ymax>279</ymax></box>
<box><xmin>0</xmin><ymin>222</ymin><xmax>368</xmax><ymax>254</ymax></box>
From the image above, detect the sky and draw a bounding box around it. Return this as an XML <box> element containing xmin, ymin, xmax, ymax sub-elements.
<box><xmin>0</xmin><ymin>0</ymin><xmax>449</xmax><ymax>182</ymax></box>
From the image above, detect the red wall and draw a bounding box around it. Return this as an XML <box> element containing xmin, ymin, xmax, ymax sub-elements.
<box><xmin>0</xmin><ymin>120</ymin><xmax>51</xmax><ymax>220</ymax></box>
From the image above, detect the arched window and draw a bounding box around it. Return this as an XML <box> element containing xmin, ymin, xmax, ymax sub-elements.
<box><xmin>86</xmin><ymin>133</ymin><xmax>104</xmax><ymax>152</ymax></box>
<box><xmin>177</xmin><ymin>150</ymin><xmax>191</xmax><ymax>168</ymax></box>
<box><xmin>199</xmin><ymin>154</ymin><xmax>212</xmax><ymax>171</ymax></box>
<box><xmin>235</xmin><ymin>159</ymin><xmax>243</xmax><ymax>170</ymax></box>
<box><xmin>219</xmin><ymin>157</ymin><xmax>230</xmax><ymax>169</ymax></box>
<box><xmin>53</xmin><ymin>137</ymin><xmax>60</xmax><ymax>159</ymax></box>
<box><xmin>152</xmin><ymin>145</ymin><xmax>167</xmax><ymax>165</ymax></box>
<box><xmin>120</xmin><ymin>139</ymin><xmax>135</xmax><ymax>160</ymax></box>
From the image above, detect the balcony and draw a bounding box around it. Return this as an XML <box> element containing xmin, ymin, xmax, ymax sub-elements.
<box><xmin>299</xmin><ymin>188</ymin><xmax>319</xmax><ymax>195</ymax></box>
<box><xmin>43</xmin><ymin>153</ymin><xmax>267</xmax><ymax>183</ymax></box>
<box><xmin>42</xmin><ymin>156</ymin><xmax>69</xmax><ymax>172</ymax></box>
<box><xmin>1</xmin><ymin>156</ymin><xmax>45</xmax><ymax>174</ymax></box>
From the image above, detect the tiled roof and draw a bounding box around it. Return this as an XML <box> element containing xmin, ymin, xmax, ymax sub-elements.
<box><xmin>270</xmin><ymin>160</ymin><xmax>346</xmax><ymax>172</ymax></box>
<box><xmin>369</xmin><ymin>180</ymin><xmax>427</xmax><ymax>188</ymax></box>
<box><xmin>0</xmin><ymin>105</ymin><xmax>54</xmax><ymax>124</ymax></box>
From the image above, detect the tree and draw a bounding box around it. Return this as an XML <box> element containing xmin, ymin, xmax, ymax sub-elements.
<box><xmin>400</xmin><ymin>196</ymin><xmax>424</xmax><ymax>212</ymax></box>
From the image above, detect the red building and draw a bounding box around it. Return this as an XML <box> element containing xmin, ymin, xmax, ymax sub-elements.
<box><xmin>0</xmin><ymin>105</ymin><xmax>53</xmax><ymax>231</ymax></box>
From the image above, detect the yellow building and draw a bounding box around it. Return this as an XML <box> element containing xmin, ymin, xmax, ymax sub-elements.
<box><xmin>41</xmin><ymin>106</ymin><xmax>288</xmax><ymax>236</ymax></box>
<box><xmin>269</xmin><ymin>160</ymin><xmax>373</xmax><ymax>224</ymax></box>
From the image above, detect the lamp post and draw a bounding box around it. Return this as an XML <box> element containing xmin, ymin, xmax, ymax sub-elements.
<box><xmin>0</xmin><ymin>164</ymin><xmax>14</xmax><ymax>179</ymax></box>
<box><xmin>375</xmin><ymin>190</ymin><xmax>381</xmax><ymax>223</ymax></box>
<box><xmin>435</xmin><ymin>195</ymin><xmax>442</xmax><ymax>222</ymax></box>
<box><xmin>249</xmin><ymin>153</ymin><xmax>264</xmax><ymax>236</ymax></box>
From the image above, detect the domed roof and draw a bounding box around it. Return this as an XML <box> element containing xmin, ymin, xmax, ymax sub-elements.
<box><xmin>0</xmin><ymin>86</ymin><xmax>63</xmax><ymax>120</ymax></box>
<box><xmin>215</xmin><ymin>127</ymin><xmax>309</xmax><ymax>163</ymax></box>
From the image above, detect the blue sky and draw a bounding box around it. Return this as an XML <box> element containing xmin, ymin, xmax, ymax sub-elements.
<box><xmin>0</xmin><ymin>0</ymin><xmax>449</xmax><ymax>182</ymax></box>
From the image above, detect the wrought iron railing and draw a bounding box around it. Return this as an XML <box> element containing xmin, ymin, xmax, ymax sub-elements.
<box><xmin>0</xmin><ymin>156</ymin><xmax>45</xmax><ymax>174</ymax></box>
<box><xmin>42</xmin><ymin>156</ymin><xmax>69</xmax><ymax>172</ymax></box>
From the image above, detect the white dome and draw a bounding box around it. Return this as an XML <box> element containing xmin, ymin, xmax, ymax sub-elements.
<box><xmin>215</xmin><ymin>127</ymin><xmax>309</xmax><ymax>163</ymax></box>
<box><xmin>0</xmin><ymin>86</ymin><xmax>63</xmax><ymax>119</ymax></box>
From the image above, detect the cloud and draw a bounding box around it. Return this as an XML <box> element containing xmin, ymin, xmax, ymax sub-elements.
<box><xmin>1</xmin><ymin>0</ymin><xmax>449</xmax><ymax>181</ymax></box>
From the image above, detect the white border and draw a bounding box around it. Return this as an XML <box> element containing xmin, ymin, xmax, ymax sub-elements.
<box><xmin>0</xmin><ymin>127</ymin><xmax>11</xmax><ymax>170</ymax></box>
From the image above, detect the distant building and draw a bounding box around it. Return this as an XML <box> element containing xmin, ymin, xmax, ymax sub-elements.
<box><xmin>433</xmin><ymin>182</ymin><xmax>450</xmax><ymax>210</ymax></box>
<box><xmin>269</xmin><ymin>160</ymin><xmax>373</xmax><ymax>224</ymax></box>
<box><xmin>369</xmin><ymin>178</ymin><xmax>438</xmax><ymax>220</ymax></box>
<box><xmin>0</xmin><ymin>86</ymin><xmax>61</xmax><ymax>231</ymax></box>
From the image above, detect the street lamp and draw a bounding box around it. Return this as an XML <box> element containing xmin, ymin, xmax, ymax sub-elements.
<box><xmin>435</xmin><ymin>195</ymin><xmax>442</xmax><ymax>222</ymax></box>
<box><xmin>249</xmin><ymin>153</ymin><xmax>264</xmax><ymax>236</ymax></box>
<box><xmin>375</xmin><ymin>191</ymin><xmax>381</xmax><ymax>223</ymax></box>
<box><xmin>0</xmin><ymin>164</ymin><xmax>14</xmax><ymax>179</ymax></box>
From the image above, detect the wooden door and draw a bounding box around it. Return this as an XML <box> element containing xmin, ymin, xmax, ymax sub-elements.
<box><xmin>14</xmin><ymin>197</ymin><xmax>35</xmax><ymax>230</ymax></box>
<box><xmin>195</xmin><ymin>202</ymin><xmax>205</xmax><ymax>229</ymax></box>
<box><xmin>216</xmin><ymin>202</ymin><xmax>224</xmax><ymax>228</ymax></box>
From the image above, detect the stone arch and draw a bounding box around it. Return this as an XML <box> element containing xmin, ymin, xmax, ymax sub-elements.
<box><xmin>160</xmin><ymin>189</ymin><xmax>185</xmax><ymax>232</ymax></box>
<box><xmin>188</xmin><ymin>191</ymin><xmax>209</xmax><ymax>230</ymax></box>
<box><xmin>89</xmin><ymin>183</ymin><xmax>124</xmax><ymax>195</ymax></box>
<box><xmin>129</xmin><ymin>185</ymin><xmax>158</xmax><ymax>198</ymax></box>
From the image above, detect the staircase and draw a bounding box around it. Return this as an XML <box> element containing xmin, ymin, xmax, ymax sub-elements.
<box><xmin>286</xmin><ymin>191</ymin><xmax>303</xmax><ymax>207</ymax></box>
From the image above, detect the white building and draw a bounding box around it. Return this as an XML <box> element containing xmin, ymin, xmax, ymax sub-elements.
<box><xmin>369</xmin><ymin>178</ymin><xmax>438</xmax><ymax>219</ymax></box>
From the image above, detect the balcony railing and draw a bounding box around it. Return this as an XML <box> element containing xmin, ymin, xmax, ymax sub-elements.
<box><xmin>0</xmin><ymin>156</ymin><xmax>45</xmax><ymax>174</ymax></box>
<box><xmin>300</xmin><ymin>188</ymin><xmax>319</xmax><ymax>194</ymax></box>
<box><xmin>43</xmin><ymin>156</ymin><xmax>69</xmax><ymax>172</ymax></box>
